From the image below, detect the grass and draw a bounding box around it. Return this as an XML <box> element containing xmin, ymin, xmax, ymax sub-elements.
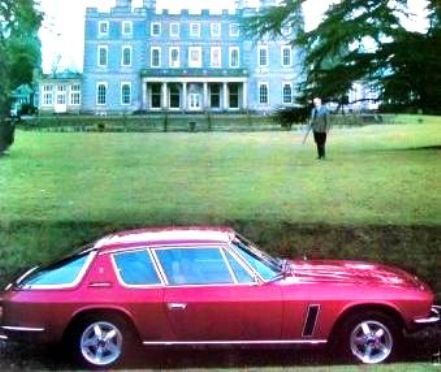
<box><xmin>1</xmin><ymin>122</ymin><xmax>441</xmax><ymax>225</ymax></box>
<box><xmin>0</xmin><ymin>116</ymin><xmax>440</xmax><ymax>369</ymax></box>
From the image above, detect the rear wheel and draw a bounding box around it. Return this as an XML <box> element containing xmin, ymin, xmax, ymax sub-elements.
<box><xmin>68</xmin><ymin>313</ymin><xmax>136</xmax><ymax>369</ymax></box>
<box><xmin>337</xmin><ymin>311</ymin><xmax>402</xmax><ymax>364</ymax></box>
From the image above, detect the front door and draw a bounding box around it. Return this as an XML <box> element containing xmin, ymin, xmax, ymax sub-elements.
<box><xmin>188</xmin><ymin>93</ymin><xmax>201</xmax><ymax>111</ymax></box>
<box><xmin>153</xmin><ymin>246</ymin><xmax>283</xmax><ymax>342</ymax></box>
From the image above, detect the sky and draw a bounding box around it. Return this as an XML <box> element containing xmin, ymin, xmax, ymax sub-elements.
<box><xmin>38</xmin><ymin>0</ymin><xmax>430</xmax><ymax>73</ymax></box>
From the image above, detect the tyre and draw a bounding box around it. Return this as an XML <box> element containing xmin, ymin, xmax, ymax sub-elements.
<box><xmin>337</xmin><ymin>311</ymin><xmax>402</xmax><ymax>364</ymax></box>
<box><xmin>67</xmin><ymin>313</ymin><xmax>136</xmax><ymax>369</ymax></box>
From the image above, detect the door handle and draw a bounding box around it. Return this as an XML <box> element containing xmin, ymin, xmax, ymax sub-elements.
<box><xmin>167</xmin><ymin>303</ymin><xmax>187</xmax><ymax>310</ymax></box>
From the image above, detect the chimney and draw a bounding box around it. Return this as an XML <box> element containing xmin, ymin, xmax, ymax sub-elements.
<box><xmin>143</xmin><ymin>0</ymin><xmax>157</xmax><ymax>9</ymax></box>
<box><xmin>116</xmin><ymin>0</ymin><xmax>132</xmax><ymax>8</ymax></box>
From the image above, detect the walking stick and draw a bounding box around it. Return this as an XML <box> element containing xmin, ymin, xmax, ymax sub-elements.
<box><xmin>302</xmin><ymin>124</ymin><xmax>312</xmax><ymax>144</ymax></box>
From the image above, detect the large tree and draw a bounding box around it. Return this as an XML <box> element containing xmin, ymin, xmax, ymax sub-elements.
<box><xmin>247</xmin><ymin>0</ymin><xmax>441</xmax><ymax>112</ymax></box>
<box><xmin>0</xmin><ymin>0</ymin><xmax>42</xmax><ymax>152</ymax></box>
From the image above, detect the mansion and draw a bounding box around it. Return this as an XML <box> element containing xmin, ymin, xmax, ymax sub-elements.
<box><xmin>38</xmin><ymin>0</ymin><xmax>303</xmax><ymax>114</ymax></box>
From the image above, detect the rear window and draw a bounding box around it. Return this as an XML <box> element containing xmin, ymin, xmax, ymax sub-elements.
<box><xmin>113</xmin><ymin>250</ymin><xmax>161</xmax><ymax>286</ymax></box>
<box><xmin>17</xmin><ymin>252</ymin><xmax>94</xmax><ymax>289</ymax></box>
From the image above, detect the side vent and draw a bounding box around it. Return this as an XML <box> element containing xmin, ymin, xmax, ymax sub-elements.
<box><xmin>303</xmin><ymin>305</ymin><xmax>320</xmax><ymax>337</ymax></box>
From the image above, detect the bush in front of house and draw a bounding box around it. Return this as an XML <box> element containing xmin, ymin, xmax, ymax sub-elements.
<box><xmin>273</xmin><ymin>105</ymin><xmax>310</xmax><ymax>130</ymax></box>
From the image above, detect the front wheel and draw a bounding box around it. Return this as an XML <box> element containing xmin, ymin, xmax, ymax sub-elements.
<box><xmin>338</xmin><ymin>311</ymin><xmax>402</xmax><ymax>364</ymax></box>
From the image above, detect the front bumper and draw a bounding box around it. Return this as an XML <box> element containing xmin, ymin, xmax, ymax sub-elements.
<box><xmin>414</xmin><ymin>305</ymin><xmax>441</xmax><ymax>325</ymax></box>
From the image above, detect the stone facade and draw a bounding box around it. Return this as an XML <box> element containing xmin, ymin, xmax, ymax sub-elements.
<box><xmin>41</xmin><ymin>0</ymin><xmax>303</xmax><ymax>114</ymax></box>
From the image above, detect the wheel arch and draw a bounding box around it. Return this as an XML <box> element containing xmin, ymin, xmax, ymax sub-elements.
<box><xmin>62</xmin><ymin>306</ymin><xmax>141</xmax><ymax>344</ymax></box>
<box><xmin>330</xmin><ymin>303</ymin><xmax>405</xmax><ymax>342</ymax></box>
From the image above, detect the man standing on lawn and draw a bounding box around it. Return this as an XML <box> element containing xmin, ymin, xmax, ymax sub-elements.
<box><xmin>310</xmin><ymin>97</ymin><xmax>331</xmax><ymax>160</ymax></box>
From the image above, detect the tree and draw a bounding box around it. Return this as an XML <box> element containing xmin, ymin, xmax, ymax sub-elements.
<box><xmin>0</xmin><ymin>0</ymin><xmax>42</xmax><ymax>153</ymax></box>
<box><xmin>246</xmin><ymin>0</ymin><xmax>441</xmax><ymax>113</ymax></box>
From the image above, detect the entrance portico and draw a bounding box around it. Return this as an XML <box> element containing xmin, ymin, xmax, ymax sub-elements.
<box><xmin>140</xmin><ymin>68</ymin><xmax>249</xmax><ymax>112</ymax></box>
<box><xmin>142</xmin><ymin>78</ymin><xmax>248</xmax><ymax>112</ymax></box>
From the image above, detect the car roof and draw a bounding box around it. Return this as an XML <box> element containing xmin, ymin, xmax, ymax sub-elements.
<box><xmin>93</xmin><ymin>226</ymin><xmax>236</xmax><ymax>251</ymax></box>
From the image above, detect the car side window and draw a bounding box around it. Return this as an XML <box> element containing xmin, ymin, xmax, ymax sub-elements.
<box><xmin>113</xmin><ymin>250</ymin><xmax>161</xmax><ymax>286</ymax></box>
<box><xmin>155</xmin><ymin>247</ymin><xmax>234</xmax><ymax>286</ymax></box>
<box><xmin>224</xmin><ymin>250</ymin><xmax>255</xmax><ymax>284</ymax></box>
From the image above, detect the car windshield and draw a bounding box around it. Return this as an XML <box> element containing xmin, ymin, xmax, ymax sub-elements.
<box><xmin>233</xmin><ymin>235</ymin><xmax>282</xmax><ymax>281</ymax></box>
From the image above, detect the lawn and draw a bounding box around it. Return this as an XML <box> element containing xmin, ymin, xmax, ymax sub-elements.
<box><xmin>0</xmin><ymin>117</ymin><xmax>440</xmax><ymax>369</ymax></box>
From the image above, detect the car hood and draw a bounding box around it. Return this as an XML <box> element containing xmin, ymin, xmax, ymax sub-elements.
<box><xmin>286</xmin><ymin>260</ymin><xmax>424</xmax><ymax>289</ymax></box>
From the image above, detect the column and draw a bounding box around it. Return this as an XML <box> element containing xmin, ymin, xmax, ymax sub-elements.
<box><xmin>223</xmin><ymin>82</ymin><xmax>228</xmax><ymax>110</ymax></box>
<box><xmin>142</xmin><ymin>81</ymin><xmax>148</xmax><ymax>110</ymax></box>
<box><xmin>203</xmin><ymin>82</ymin><xmax>208</xmax><ymax>110</ymax></box>
<box><xmin>242</xmin><ymin>82</ymin><xmax>247</xmax><ymax>110</ymax></box>
<box><xmin>182</xmin><ymin>82</ymin><xmax>187</xmax><ymax>111</ymax></box>
<box><xmin>161</xmin><ymin>82</ymin><xmax>168</xmax><ymax>109</ymax></box>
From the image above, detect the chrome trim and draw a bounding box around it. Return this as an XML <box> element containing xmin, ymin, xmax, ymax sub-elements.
<box><xmin>167</xmin><ymin>303</ymin><xmax>187</xmax><ymax>310</ymax></box>
<box><xmin>88</xmin><ymin>282</ymin><xmax>113</xmax><ymax>288</ymax></box>
<box><xmin>142</xmin><ymin>339</ymin><xmax>328</xmax><ymax>346</ymax></box>
<box><xmin>220</xmin><ymin>247</ymin><xmax>238</xmax><ymax>284</ymax></box>
<box><xmin>414</xmin><ymin>305</ymin><xmax>441</xmax><ymax>324</ymax></box>
<box><xmin>0</xmin><ymin>334</ymin><xmax>8</xmax><ymax>340</ymax></box>
<box><xmin>2</xmin><ymin>325</ymin><xmax>45</xmax><ymax>332</ymax></box>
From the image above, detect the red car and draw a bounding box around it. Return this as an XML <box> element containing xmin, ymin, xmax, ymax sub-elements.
<box><xmin>0</xmin><ymin>226</ymin><xmax>439</xmax><ymax>368</ymax></box>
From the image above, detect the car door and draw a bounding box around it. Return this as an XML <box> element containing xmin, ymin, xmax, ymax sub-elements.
<box><xmin>153</xmin><ymin>245</ymin><xmax>283</xmax><ymax>342</ymax></box>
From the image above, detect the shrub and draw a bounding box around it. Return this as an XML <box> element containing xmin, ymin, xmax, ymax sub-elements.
<box><xmin>273</xmin><ymin>106</ymin><xmax>309</xmax><ymax>130</ymax></box>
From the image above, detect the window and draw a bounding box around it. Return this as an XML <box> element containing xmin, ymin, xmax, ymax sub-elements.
<box><xmin>113</xmin><ymin>250</ymin><xmax>160</xmax><ymax>286</ymax></box>
<box><xmin>98</xmin><ymin>45</ymin><xmax>108</xmax><ymax>67</ymax></box>
<box><xmin>169</xmin><ymin>83</ymin><xmax>180</xmax><ymax>108</ymax></box>
<box><xmin>122</xmin><ymin>46</ymin><xmax>132</xmax><ymax>66</ymax></box>
<box><xmin>57</xmin><ymin>85</ymin><xmax>66</xmax><ymax>92</ymax></box>
<box><xmin>97</xmin><ymin>83</ymin><xmax>107</xmax><ymax>105</ymax></box>
<box><xmin>283</xmin><ymin>83</ymin><xmax>292</xmax><ymax>104</ymax></box>
<box><xmin>229</xmin><ymin>23</ymin><xmax>239</xmax><ymax>37</ymax></box>
<box><xmin>170</xmin><ymin>22</ymin><xmax>180</xmax><ymax>37</ymax></box>
<box><xmin>188</xmin><ymin>46</ymin><xmax>202</xmax><ymax>68</ymax></box>
<box><xmin>70</xmin><ymin>85</ymin><xmax>81</xmax><ymax>106</ymax></box>
<box><xmin>122</xmin><ymin>21</ymin><xmax>132</xmax><ymax>36</ymax></box>
<box><xmin>229</xmin><ymin>83</ymin><xmax>239</xmax><ymax>109</ymax></box>
<box><xmin>259</xmin><ymin>83</ymin><xmax>268</xmax><ymax>104</ymax></box>
<box><xmin>281</xmin><ymin>26</ymin><xmax>291</xmax><ymax>36</ymax></box>
<box><xmin>225</xmin><ymin>250</ymin><xmax>255</xmax><ymax>284</ymax></box>
<box><xmin>121</xmin><ymin>82</ymin><xmax>131</xmax><ymax>105</ymax></box>
<box><xmin>151</xmin><ymin>22</ymin><xmax>161</xmax><ymax>36</ymax></box>
<box><xmin>210</xmin><ymin>47</ymin><xmax>221</xmax><ymax>68</ymax></box>
<box><xmin>282</xmin><ymin>46</ymin><xmax>292</xmax><ymax>67</ymax></box>
<box><xmin>233</xmin><ymin>241</ymin><xmax>280</xmax><ymax>281</ymax></box>
<box><xmin>190</xmin><ymin>22</ymin><xmax>201</xmax><ymax>37</ymax></box>
<box><xmin>17</xmin><ymin>252</ymin><xmax>94</xmax><ymax>289</ymax></box>
<box><xmin>229</xmin><ymin>47</ymin><xmax>240</xmax><ymax>68</ymax></box>
<box><xmin>211</xmin><ymin>23</ymin><xmax>221</xmax><ymax>38</ymax></box>
<box><xmin>210</xmin><ymin>84</ymin><xmax>220</xmax><ymax>108</ymax></box>
<box><xmin>151</xmin><ymin>83</ymin><xmax>161</xmax><ymax>108</ymax></box>
<box><xmin>169</xmin><ymin>47</ymin><xmax>180</xmax><ymax>68</ymax></box>
<box><xmin>42</xmin><ymin>85</ymin><xmax>53</xmax><ymax>105</ymax></box>
<box><xmin>151</xmin><ymin>47</ymin><xmax>161</xmax><ymax>67</ymax></box>
<box><xmin>155</xmin><ymin>247</ymin><xmax>234</xmax><ymax>286</ymax></box>
<box><xmin>98</xmin><ymin>21</ymin><xmax>109</xmax><ymax>36</ymax></box>
<box><xmin>57</xmin><ymin>93</ymin><xmax>66</xmax><ymax>105</ymax></box>
<box><xmin>258</xmin><ymin>46</ymin><xmax>268</xmax><ymax>67</ymax></box>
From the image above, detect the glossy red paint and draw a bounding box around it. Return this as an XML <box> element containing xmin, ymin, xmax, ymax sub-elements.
<box><xmin>0</xmin><ymin>226</ymin><xmax>438</xmax><ymax>365</ymax></box>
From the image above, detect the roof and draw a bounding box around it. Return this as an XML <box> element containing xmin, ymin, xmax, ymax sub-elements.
<box><xmin>93</xmin><ymin>226</ymin><xmax>236</xmax><ymax>250</ymax></box>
